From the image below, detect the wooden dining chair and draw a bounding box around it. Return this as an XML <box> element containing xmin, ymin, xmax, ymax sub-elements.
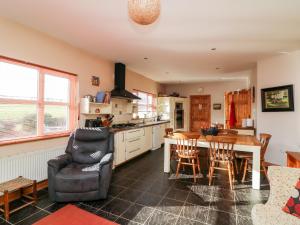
<box><xmin>217</xmin><ymin>129</ymin><xmax>240</xmax><ymax>175</ymax></box>
<box><xmin>206</xmin><ymin>135</ymin><xmax>237</xmax><ymax>190</ymax></box>
<box><xmin>165</xmin><ymin>128</ymin><xmax>177</xmax><ymax>161</ymax></box>
<box><xmin>174</xmin><ymin>133</ymin><xmax>201</xmax><ymax>183</ymax></box>
<box><xmin>241</xmin><ymin>133</ymin><xmax>272</xmax><ymax>183</ymax></box>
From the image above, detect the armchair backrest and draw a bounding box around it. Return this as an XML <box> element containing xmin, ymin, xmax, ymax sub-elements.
<box><xmin>267</xmin><ymin>166</ymin><xmax>300</xmax><ymax>207</ymax></box>
<box><xmin>66</xmin><ymin>128</ymin><xmax>113</xmax><ymax>164</ymax></box>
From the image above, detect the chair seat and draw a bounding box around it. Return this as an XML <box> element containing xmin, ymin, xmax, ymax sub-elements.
<box><xmin>210</xmin><ymin>154</ymin><xmax>234</xmax><ymax>161</ymax></box>
<box><xmin>235</xmin><ymin>152</ymin><xmax>252</xmax><ymax>159</ymax></box>
<box><xmin>176</xmin><ymin>149</ymin><xmax>200</xmax><ymax>157</ymax></box>
<box><xmin>55</xmin><ymin>163</ymin><xmax>99</xmax><ymax>193</ymax></box>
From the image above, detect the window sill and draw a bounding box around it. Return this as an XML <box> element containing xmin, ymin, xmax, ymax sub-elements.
<box><xmin>0</xmin><ymin>133</ymin><xmax>71</xmax><ymax>147</ymax></box>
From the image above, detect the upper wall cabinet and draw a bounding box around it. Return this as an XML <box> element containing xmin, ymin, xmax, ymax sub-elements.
<box><xmin>225</xmin><ymin>89</ymin><xmax>252</xmax><ymax>128</ymax></box>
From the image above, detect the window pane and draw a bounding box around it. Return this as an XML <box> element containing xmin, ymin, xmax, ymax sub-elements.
<box><xmin>0</xmin><ymin>62</ymin><xmax>38</xmax><ymax>100</ymax></box>
<box><xmin>0</xmin><ymin>104</ymin><xmax>37</xmax><ymax>140</ymax></box>
<box><xmin>45</xmin><ymin>74</ymin><xmax>70</xmax><ymax>103</ymax></box>
<box><xmin>148</xmin><ymin>95</ymin><xmax>152</xmax><ymax>105</ymax></box>
<box><xmin>138</xmin><ymin>92</ymin><xmax>147</xmax><ymax>105</ymax></box>
<box><xmin>44</xmin><ymin>105</ymin><xmax>68</xmax><ymax>133</ymax></box>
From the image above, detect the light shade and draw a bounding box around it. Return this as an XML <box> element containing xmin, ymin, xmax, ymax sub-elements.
<box><xmin>128</xmin><ymin>0</ymin><xmax>160</xmax><ymax>25</ymax></box>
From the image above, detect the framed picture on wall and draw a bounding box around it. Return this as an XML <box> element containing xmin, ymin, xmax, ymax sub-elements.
<box><xmin>91</xmin><ymin>76</ymin><xmax>100</xmax><ymax>86</ymax></box>
<box><xmin>261</xmin><ymin>85</ymin><xmax>294</xmax><ymax>112</ymax></box>
<box><xmin>213</xmin><ymin>103</ymin><xmax>222</xmax><ymax>110</ymax></box>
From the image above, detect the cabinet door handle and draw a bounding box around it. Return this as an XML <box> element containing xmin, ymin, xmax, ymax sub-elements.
<box><xmin>128</xmin><ymin>130</ymin><xmax>139</xmax><ymax>133</ymax></box>
<box><xmin>129</xmin><ymin>148</ymin><xmax>140</xmax><ymax>153</ymax></box>
<box><xmin>128</xmin><ymin>138</ymin><xmax>140</xmax><ymax>143</ymax></box>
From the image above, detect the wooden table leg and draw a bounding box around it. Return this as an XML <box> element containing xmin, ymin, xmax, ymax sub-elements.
<box><xmin>33</xmin><ymin>180</ymin><xmax>37</xmax><ymax>204</ymax></box>
<box><xmin>4</xmin><ymin>190</ymin><xmax>9</xmax><ymax>221</ymax></box>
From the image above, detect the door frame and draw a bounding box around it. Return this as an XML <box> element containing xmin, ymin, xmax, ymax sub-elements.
<box><xmin>190</xmin><ymin>95</ymin><xmax>211</xmax><ymax>131</ymax></box>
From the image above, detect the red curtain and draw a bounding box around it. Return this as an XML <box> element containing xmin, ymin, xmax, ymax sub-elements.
<box><xmin>229</xmin><ymin>101</ymin><xmax>237</xmax><ymax>128</ymax></box>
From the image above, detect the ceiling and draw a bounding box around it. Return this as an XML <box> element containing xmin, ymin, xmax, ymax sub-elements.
<box><xmin>0</xmin><ymin>0</ymin><xmax>300</xmax><ymax>83</ymax></box>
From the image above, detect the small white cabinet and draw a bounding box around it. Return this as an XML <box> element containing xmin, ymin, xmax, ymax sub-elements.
<box><xmin>114</xmin><ymin>131</ymin><xmax>126</xmax><ymax>165</ymax></box>
<box><xmin>144</xmin><ymin>126</ymin><xmax>153</xmax><ymax>151</ymax></box>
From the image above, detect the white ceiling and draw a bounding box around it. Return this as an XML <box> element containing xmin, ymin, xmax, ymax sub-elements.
<box><xmin>0</xmin><ymin>0</ymin><xmax>300</xmax><ymax>83</ymax></box>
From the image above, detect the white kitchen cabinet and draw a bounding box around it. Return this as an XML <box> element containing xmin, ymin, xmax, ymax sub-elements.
<box><xmin>114</xmin><ymin>131</ymin><xmax>126</xmax><ymax>165</ymax></box>
<box><xmin>159</xmin><ymin>124</ymin><xmax>165</xmax><ymax>145</ymax></box>
<box><xmin>157</xmin><ymin>97</ymin><xmax>189</xmax><ymax>131</ymax></box>
<box><xmin>114</xmin><ymin>122</ymin><xmax>170</xmax><ymax>166</ymax></box>
<box><xmin>143</xmin><ymin>126</ymin><xmax>153</xmax><ymax>152</ymax></box>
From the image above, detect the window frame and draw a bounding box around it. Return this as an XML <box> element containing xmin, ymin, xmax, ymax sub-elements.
<box><xmin>133</xmin><ymin>89</ymin><xmax>157</xmax><ymax>118</ymax></box>
<box><xmin>0</xmin><ymin>56</ymin><xmax>77</xmax><ymax>146</ymax></box>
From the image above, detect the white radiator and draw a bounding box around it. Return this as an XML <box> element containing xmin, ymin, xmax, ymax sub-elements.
<box><xmin>0</xmin><ymin>148</ymin><xmax>65</xmax><ymax>183</ymax></box>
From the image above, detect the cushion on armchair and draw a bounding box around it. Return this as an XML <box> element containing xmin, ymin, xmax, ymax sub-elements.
<box><xmin>71</xmin><ymin>128</ymin><xmax>109</xmax><ymax>164</ymax></box>
<box><xmin>55</xmin><ymin>163</ymin><xmax>100</xmax><ymax>193</ymax></box>
<box><xmin>283</xmin><ymin>179</ymin><xmax>300</xmax><ymax>218</ymax></box>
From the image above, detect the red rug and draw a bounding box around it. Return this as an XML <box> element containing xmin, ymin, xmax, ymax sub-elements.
<box><xmin>33</xmin><ymin>204</ymin><xmax>118</xmax><ymax>225</ymax></box>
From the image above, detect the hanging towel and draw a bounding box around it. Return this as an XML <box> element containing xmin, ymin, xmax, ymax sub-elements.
<box><xmin>229</xmin><ymin>101</ymin><xmax>237</xmax><ymax>128</ymax></box>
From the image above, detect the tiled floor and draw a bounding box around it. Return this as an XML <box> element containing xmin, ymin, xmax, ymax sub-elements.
<box><xmin>0</xmin><ymin>148</ymin><xmax>270</xmax><ymax>225</ymax></box>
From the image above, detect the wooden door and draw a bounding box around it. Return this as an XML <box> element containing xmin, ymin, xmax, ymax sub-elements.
<box><xmin>190</xmin><ymin>95</ymin><xmax>211</xmax><ymax>132</ymax></box>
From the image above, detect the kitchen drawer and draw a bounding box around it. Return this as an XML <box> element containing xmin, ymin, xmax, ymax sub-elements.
<box><xmin>125</xmin><ymin>128</ymin><xmax>144</xmax><ymax>140</ymax></box>
<box><xmin>126</xmin><ymin>138</ymin><xmax>143</xmax><ymax>160</ymax></box>
<box><xmin>126</xmin><ymin>146</ymin><xmax>142</xmax><ymax>160</ymax></box>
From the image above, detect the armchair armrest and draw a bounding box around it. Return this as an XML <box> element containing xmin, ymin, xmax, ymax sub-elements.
<box><xmin>48</xmin><ymin>153</ymin><xmax>72</xmax><ymax>173</ymax></box>
<box><xmin>99</xmin><ymin>153</ymin><xmax>113</xmax><ymax>169</ymax></box>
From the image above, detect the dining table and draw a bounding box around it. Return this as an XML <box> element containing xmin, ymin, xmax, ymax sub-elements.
<box><xmin>164</xmin><ymin>132</ymin><xmax>262</xmax><ymax>190</ymax></box>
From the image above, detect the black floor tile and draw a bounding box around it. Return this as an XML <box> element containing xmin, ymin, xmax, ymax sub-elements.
<box><xmin>180</xmin><ymin>203</ymin><xmax>209</xmax><ymax>222</ymax></box>
<box><xmin>4</xmin><ymin>148</ymin><xmax>269</xmax><ymax>225</ymax></box>
<box><xmin>44</xmin><ymin>203</ymin><xmax>68</xmax><ymax>213</ymax></box>
<box><xmin>145</xmin><ymin>210</ymin><xmax>178</xmax><ymax>225</ymax></box>
<box><xmin>95</xmin><ymin>210</ymin><xmax>119</xmax><ymax>222</ymax></box>
<box><xmin>176</xmin><ymin>217</ymin><xmax>206</xmax><ymax>225</ymax></box>
<box><xmin>81</xmin><ymin>196</ymin><xmax>114</xmax><ymax>209</ymax></box>
<box><xmin>166</xmin><ymin>188</ymin><xmax>189</xmax><ymax>202</ymax></box>
<box><xmin>121</xmin><ymin>203</ymin><xmax>154</xmax><ymax>224</ymax></box>
<box><xmin>35</xmin><ymin>195</ymin><xmax>54</xmax><ymax>209</ymax></box>
<box><xmin>14</xmin><ymin>211</ymin><xmax>49</xmax><ymax>225</ymax></box>
<box><xmin>108</xmin><ymin>184</ymin><xmax>127</xmax><ymax>197</ymax></box>
<box><xmin>207</xmin><ymin>210</ymin><xmax>237</xmax><ymax>225</ymax></box>
<box><xmin>113</xmin><ymin>177</ymin><xmax>137</xmax><ymax>188</ymax></box>
<box><xmin>118</xmin><ymin>189</ymin><xmax>144</xmax><ymax>203</ymax></box>
<box><xmin>0</xmin><ymin>218</ymin><xmax>10</xmax><ymax>225</ymax></box>
<box><xmin>6</xmin><ymin>205</ymin><xmax>41</xmax><ymax>224</ymax></box>
<box><xmin>156</xmin><ymin>197</ymin><xmax>184</xmax><ymax>215</ymax></box>
<box><xmin>115</xmin><ymin>217</ymin><xmax>142</xmax><ymax>225</ymax></box>
<box><xmin>186</xmin><ymin>192</ymin><xmax>211</xmax><ymax>207</ymax></box>
<box><xmin>237</xmin><ymin>215</ymin><xmax>252</xmax><ymax>225</ymax></box>
<box><xmin>135</xmin><ymin>192</ymin><xmax>163</xmax><ymax>207</ymax></box>
<box><xmin>210</xmin><ymin>197</ymin><xmax>236</xmax><ymax>214</ymax></box>
<box><xmin>101</xmin><ymin>198</ymin><xmax>133</xmax><ymax>216</ymax></box>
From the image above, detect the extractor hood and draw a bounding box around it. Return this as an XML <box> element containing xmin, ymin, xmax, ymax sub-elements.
<box><xmin>111</xmin><ymin>63</ymin><xmax>141</xmax><ymax>100</ymax></box>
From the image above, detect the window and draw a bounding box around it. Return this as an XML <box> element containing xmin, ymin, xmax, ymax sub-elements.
<box><xmin>133</xmin><ymin>90</ymin><xmax>156</xmax><ymax>118</ymax></box>
<box><xmin>0</xmin><ymin>57</ymin><xmax>77</xmax><ymax>143</ymax></box>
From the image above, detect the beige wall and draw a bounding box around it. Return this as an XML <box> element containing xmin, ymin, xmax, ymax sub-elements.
<box><xmin>0</xmin><ymin>17</ymin><xmax>160</xmax><ymax>157</ymax></box>
<box><xmin>257</xmin><ymin>51</ymin><xmax>300</xmax><ymax>165</ymax></box>
<box><xmin>164</xmin><ymin>79</ymin><xmax>249</xmax><ymax>124</ymax></box>
<box><xmin>126</xmin><ymin>69</ymin><xmax>162</xmax><ymax>95</ymax></box>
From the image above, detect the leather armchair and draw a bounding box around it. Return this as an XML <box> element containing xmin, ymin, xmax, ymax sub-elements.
<box><xmin>48</xmin><ymin>128</ymin><xmax>114</xmax><ymax>202</ymax></box>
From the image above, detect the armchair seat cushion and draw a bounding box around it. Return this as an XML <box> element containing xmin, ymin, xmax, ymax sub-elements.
<box><xmin>55</xmin><ymin>163</ymin><xmax>99</xmax><ymax>193</ymax></box>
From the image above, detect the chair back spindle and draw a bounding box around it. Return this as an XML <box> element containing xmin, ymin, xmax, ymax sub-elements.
<box><xmin>173</xmin><ymin>133</ymin><xmax>200</xmax><ymax>158</ymax></box>
<box><xmin>260</xmin><ymin>133</ymin><xmax>272</xmax><ymax>159</ymax></box>
<box><xmin>206</xmin><ymin>136</ymin><xmax>236</xmax><ymax>161</ymax></box>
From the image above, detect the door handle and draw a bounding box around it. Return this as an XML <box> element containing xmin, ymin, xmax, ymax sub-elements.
<box><xmin>129</xmin><ymin>148</ymin><xmax>140</xmax><ymax>153</ymax></box>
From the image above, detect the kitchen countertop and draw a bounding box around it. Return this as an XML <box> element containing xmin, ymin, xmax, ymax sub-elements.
<box><xmin>110</xmin><ymin>120</ymin><xmax>170</xmax><ymax>133</ymax></box>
